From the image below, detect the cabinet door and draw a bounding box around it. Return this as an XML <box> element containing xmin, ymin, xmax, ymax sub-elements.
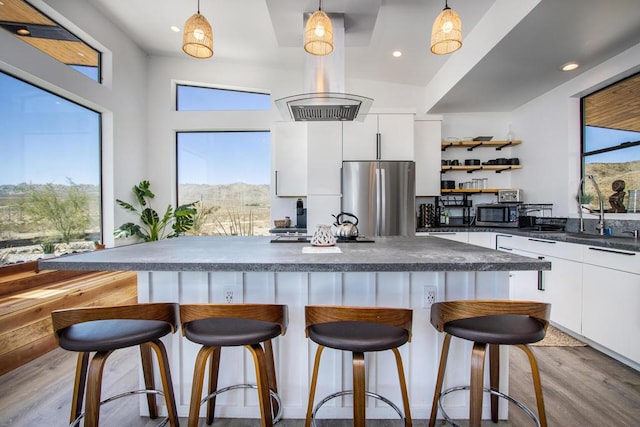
<box><xmin>496</xmin><ymin>244</ymin><xmax>545</xmax><ymax>302</ymax></box>
<box><xmin>274</xmin><ymin>122</ymin><xmax>307</xmax><ymax>196</ymax></box>
<box><xmin>307</xmin><ymin>122</ymin><xmax>342</xmax><ymax>195</ymax></box>
<box><xmin>342</xmin><ymin>114</ymin><xmax>378</xmax><ymax>160</ymax></box>
<box><xmin>343</xmin><ymin>114</ymin><xmax>414</xmax><ymax>161</ymax></box>
<box><xmin>427</xmin><ymin>231</ymin><xmax>468</xmax><ymax>243</ymax></box>
<box><xmin>378</xmin><ymin>114</ymin><xmax>414</xmax><ymax>160</ymax></box>
<box><xmin>415</xmin><ymin>119</ymin><xmax>441</xmax><ymax>196</ymax></box>
<box><xmin>544</xmin><ymin>255</ymin><xmax>582</xmax><ymax>333</ymax></box>
<box><xmin>582</xmin><ymin>264</ymin><xmax>640</xmax><ymax>363</ymax></box>
<box><xmin>467</xmin><ymin>232</ymin><xmax>493</xmax><ymax>248</ymax></box>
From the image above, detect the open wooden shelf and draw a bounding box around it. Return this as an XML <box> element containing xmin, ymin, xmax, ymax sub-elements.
<box><xmin>441</xmin><ymin>140</ymin><xmax>522</xmax><ymax>151</ymax></box>
<box><xmin>441</xmin><ymin>189</ymin><xmax>502</xmax><ymax>194</ymax></box>
<box><xmin>441</xmin><ymin>165</ymin><xmax>522</xmax><ymax>173</ymax></box>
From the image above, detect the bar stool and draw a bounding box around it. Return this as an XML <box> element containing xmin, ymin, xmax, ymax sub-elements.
<box><xmin>428</xmin><ymin>300</ymin><xmax>551</xmax><ymax>427</ymax></box>
<box><xmin>179</xmin><ymin>304</ymin><xmax>288</xmax><ymax>427</ymax></box>
<box><xmin>51</xmin><ymin>303</ymin><xmax>180</xmax><ymax>427</ymax></box>
<box><xmin>304</xmin><ymin>305</ymin><xmax>413</xmax><ymax>427</ymax></box>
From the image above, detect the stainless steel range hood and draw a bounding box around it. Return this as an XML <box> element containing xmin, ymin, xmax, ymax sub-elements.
<box><xmin>275</xmin><ymin>14</ymin><xmax>373</xmax><ymax>122</ymax></box>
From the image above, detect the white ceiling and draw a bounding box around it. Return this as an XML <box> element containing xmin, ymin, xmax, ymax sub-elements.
<box><xmin>86</xmin><ymin>0</ymin><xmax>640</xmax><ymax>113</ymax></box>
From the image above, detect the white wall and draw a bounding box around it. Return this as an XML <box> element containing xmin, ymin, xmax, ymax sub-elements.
<box><xmin>0</xmin><ymin>0</ymin><xmax>149</xmax><ymax>246</ymax></box>
<box><xmin>511</xmin><ymin>41</ymin><xmax>640</xmax><ymax>217</ymax></box>
<box><xmin>145</xmin><ymin>55</ymin><xmax>429</xmax><ymax>226</ymax></box>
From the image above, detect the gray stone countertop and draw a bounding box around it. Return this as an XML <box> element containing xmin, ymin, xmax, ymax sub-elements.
<box><xmin>39</xmin><ymin>236</ymin><xmax>550</xmax><ymax>273</ymax></box>
<box><xmin>418</xmin><ymin>227</ymin><xmax>640</xmax><ymax>252</ymax></box>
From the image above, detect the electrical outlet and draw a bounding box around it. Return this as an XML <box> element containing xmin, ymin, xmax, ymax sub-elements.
<box><xmin>424</xmin><ymin>285</ymin><xmax>437</xmax><ymax>308</ymax></box>
<box><xmin>224</xmin><ymin>288</ymin><xmax>233</xmax><ymax>304</ymax></box>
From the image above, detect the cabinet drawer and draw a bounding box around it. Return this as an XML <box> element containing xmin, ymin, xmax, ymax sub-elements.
<box><xmin>582</xmin><ymin>245</ymin><xmax>639</xmax><ymax>274</ymax></box>
<box><xmin>496</xmin><ymin>234</ymin><xmax>582</xmax><ymax>261</ymax></box>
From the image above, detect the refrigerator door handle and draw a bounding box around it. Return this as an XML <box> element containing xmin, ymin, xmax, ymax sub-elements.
<box><xmin>380</xmin><ymin>168</ymin><xmax>387</xmax><ymax>235</ymax></box>
<box><xmin>376</xmin><ymin>133</ymin><xmax>381</xmax><ymax>160</ymax></box>
<box><xmin>375</xmin><ymin>167</ymin><xmax>381</xmax><ymax>236</ymax></box>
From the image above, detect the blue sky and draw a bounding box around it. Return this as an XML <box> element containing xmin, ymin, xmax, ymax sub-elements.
<box><xmin>584</xmin><ymin>126</ymin><xmax>640</xmax><ymax>164</ymax></box>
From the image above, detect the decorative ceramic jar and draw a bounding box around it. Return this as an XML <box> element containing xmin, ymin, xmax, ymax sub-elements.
<box><xmin>310</xmin><ymin>224</ymin><xmax>337</xmax><ymax>247</ymax></box>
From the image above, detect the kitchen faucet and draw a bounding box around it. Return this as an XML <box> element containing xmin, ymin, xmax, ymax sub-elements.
<box><xmin>577</xmin><ymin>175</ymin><xmax>605</xmax><ymax>235</ymax></box>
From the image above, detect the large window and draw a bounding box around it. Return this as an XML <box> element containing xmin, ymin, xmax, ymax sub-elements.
<box><xmin>177</xmin><ymin>131</ymin><xmax>270</xmax><ymax>236</ymax></box>
<box><xmin>581</xmin><ymin>73</ymin><xmax>640</xmax><ymax>213</ymax></box>
<box><xmin>0</xmin><ymin>71</ymin><xmax>101</xmax><ymax>266</ymax></box>
<box><xmin>176</xmin><ymin>85</ymin><xmax>270</xmax><ymax>111</ymax></box>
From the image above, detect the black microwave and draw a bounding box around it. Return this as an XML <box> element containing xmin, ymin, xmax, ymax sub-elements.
<box><xmin>475</xmin><ymin>203</ymin><xmax>520</xmax><ymax>227</ymax></box>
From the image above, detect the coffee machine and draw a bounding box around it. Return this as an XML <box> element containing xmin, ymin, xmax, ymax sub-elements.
<box><xmin>296</xmin><ymin>198</ymin><xmax>307</xmax><ymax>228</ymax></box>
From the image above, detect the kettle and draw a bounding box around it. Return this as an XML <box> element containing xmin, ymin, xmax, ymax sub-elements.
<box><xmin>332</xmin><ymin>212</ymin><xmax>359</xmax><ymax>239</ymax></box>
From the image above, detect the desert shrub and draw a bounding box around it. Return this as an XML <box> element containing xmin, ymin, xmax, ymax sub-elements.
<box><xmin>23</xmin><ymin>181</ymin><xmax>90</xmax><ymax>244</ymax></box>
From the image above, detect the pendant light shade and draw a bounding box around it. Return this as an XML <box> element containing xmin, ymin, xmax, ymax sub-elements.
<box><xmin>304</xmin><ymin>1</ymin><xmax>334</xmax><ymax>56</ymax></box>
<box><xmin>182</xmin><ymin>1</ymin><xmax>213</xmax><ymax>59</ymax></box>
<box><xmin>430</xmin><ymin>0</ymin><xmax>462</xmax><ymax>55</ymax></box>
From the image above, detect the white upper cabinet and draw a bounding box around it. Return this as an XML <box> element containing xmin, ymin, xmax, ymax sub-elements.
<box><xmin>415</xmin><ymin>118</ymin><xmax>442</xmax><ymax>196</ymax></box>
<box><xmin>274</xmin><ymin>122</ymin><xmax>307</xmax><ymax>196</ymax></box>
<box><xmin>343</xmin><ymin>113</ymin><xmax>414</xmax><ymax>161</ymax></box>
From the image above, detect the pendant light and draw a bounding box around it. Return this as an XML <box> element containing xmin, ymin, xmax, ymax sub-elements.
<box><xmin>430</xmin><ymin>0</ymin><xmax>462</xmax><ymax>55</ymax></box>
<box><xmin>304</xmin><ymin>0</ymin><xmax>334</xmax><ymax>56</ymax></box>
<box><xmin>182</xmin><ymin>0</ymin><xmax>213</xmax><ymax>59</ymax></box>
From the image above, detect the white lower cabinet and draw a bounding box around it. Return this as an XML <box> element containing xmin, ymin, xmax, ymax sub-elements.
<box><xmin>467</xmin><ymin>232</ymin><xmax>493</xmax><ymax>248</ymax></box>
<box><xmin>426</xmin><ymin>231</ymin><xmax>468</xmax><ymax>243</ymax></box>
<box><xmin>497</xmin><ymin>233</ymin><xmax>640</xmax><ymax>366</ymax></box>
<box><xmin>495</xmin><ymin>234</ymin><xmax>582</xmax><ymax>333</ymax></box>
<box><xmin>582</xmin><ymin>247</ymin><xmax>640</xmax><ymax>364</ymax></box>
<box><xmin>542</xmin><ymin>255</ymin><xmax>582</xmax><ymax>333</ymax></box>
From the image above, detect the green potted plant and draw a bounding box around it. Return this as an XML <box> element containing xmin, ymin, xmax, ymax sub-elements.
<box><xmin>114</xmin><ymin>180</ymin><xmax>198</xmax><ymax>241</ymax></box>
<box><xmin>93</xmin><ymin>240</ymin><xmax>106</xmax><ymax>250</ymax></box>
<box><xmin>40</xmin><ymin>240</ymin><xmax>57</xmax><ymax>258</ymax></box>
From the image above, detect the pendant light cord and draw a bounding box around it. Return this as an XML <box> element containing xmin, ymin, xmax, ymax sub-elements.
<box><xmin>197</xmin><ymin>0</ymin><xmax>201</xmax><ymax>14</ymax></box>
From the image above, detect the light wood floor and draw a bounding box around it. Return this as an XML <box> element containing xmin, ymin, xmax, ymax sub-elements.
<box><xmin>0</xmin><ymin>344</ymin><xmax>639</xmax><ymax>426</ymax></box>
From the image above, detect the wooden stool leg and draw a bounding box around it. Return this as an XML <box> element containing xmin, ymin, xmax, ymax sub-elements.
<box><xmin>391</xmin><ymin>348</ymin><xmax>412</xmax><ymax>426</ymax></box>
<box><xmin>189</xmin><ymin>346</ymin><xmax>215</xmax><ymax>427</ymax></box>
<box><xmin>470</xmin><ymin>342</ymin><xmax>487</xmax><ymax>427</ymax></box>
<box><xmin>352</xmin><ymin>351</ymin><xmax>366</xmax><ymax>427</ymax></box>
<box><xmin>305</xmin><ymin>345</ymin><xmax>325</xmax><ymax>427</ymax></box>
<box><xmin>149</xmin><ymin>340</ymin><xmax>179</xmax><ymax>427</ymax></box>
<box><xmin>206</xmin><ymin>347</ymin><xmax>221</xmax><ymax>425</ymax></box>
<box><xmin>517</xmin><ymin>344</ymin><xmax>548</xmax><ymax>427</ymax></box>
<box><xmin>247</xmin><ymin>343</ymin><xmax>274</xmax><ymax>427</ymax></box>
<box><xmin>84</xmin><ymin>351</ymin><xmax>112</xmax><ymax>427</ymax></box>
<box><xmin>70</xmin><ymin>352</ymin><xmax>89</xmax><ymax>424</ymax></box>
<box><xmin>429</xmin><ymin>333</ymin><xmax>452</xmax><ymax>427</ymax></box>
<box><xmin>489</xmin><ymin>343</ymin><xmax>500</xmax><ymax>422</ymax></box>
<box><xmin>140</xmin><ymin>343</ymin><xmax>159</xmax><ymax>418</ymax></box>
<box><xmin>264</xmin><ymin>339</ymin><xmax>280</xmax><ymax>418</ymax></box>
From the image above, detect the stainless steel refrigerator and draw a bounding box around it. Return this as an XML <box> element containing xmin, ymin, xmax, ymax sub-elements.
<box><xmin>342</xmin><ymin>161</ymin><xmax>415</xmax><ymax>236</ymax></box>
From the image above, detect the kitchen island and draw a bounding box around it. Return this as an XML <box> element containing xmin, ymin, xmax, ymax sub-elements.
<box><xmin>40</xmin><ymin>236</ymin><xmax>550</xmax><ymax>422</ymax></box>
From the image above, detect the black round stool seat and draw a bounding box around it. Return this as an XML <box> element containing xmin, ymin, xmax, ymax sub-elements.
<box><xmin>444</xmin><ymin>314</ymin><xmax>545</xmax><ymax>345</ymax></box>
<box><xmin>58</xmin><ymin>319</ymin><xmax>172</xmax><ymax>352</ymax></box>
<box><xmin>308</xmin><ymin>321</ymin><xmax>410</xmax><ymax>352</ymax></box>
<box><xmin>184</xmin><ymin>317</ymin><xmax>282</xmax><ymax>347</ymax></box>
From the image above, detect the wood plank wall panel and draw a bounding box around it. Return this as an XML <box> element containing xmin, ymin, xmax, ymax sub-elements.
<box><xmin>0</xmin><ymin>268</ymin><xmax>137</xmax><ymax>376</ymax></box>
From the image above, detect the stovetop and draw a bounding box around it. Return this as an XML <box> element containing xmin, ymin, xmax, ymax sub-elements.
<box><xmin>270</xmin><ymin>235</ymin><xmax>375</xmax><ymax>243</ymax></box>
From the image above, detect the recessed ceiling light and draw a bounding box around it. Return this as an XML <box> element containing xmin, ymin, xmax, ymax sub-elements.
<box><xmin>16</xmin><ymin>27</ymin><xmax>30</xmax><ymax>36</ymax></box>
<box><xmin>170</xmin><ymin>26</ymin><xmax>180</xmax><ymax>33</ymax></box>
<box><xmin>392</xmin><ymin>50</ymin><xmax>402</xmax><ymax>58</ymax></box>
<box><xmin>561</xmin><ymin>62</ymin><xmax>579</xmax><ymax>71</ymax></box>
